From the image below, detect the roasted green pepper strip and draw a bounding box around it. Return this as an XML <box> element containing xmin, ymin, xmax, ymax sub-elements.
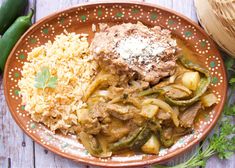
<box><xmin>110</xmin><ymin>127</ymin><xmax>143</xmax><ymax>151</ymax></box>
<box><xmin>131</xmin><ymin>125</ymin><xmax>152</xmax><ymax>150</ymax></box>
<box><xmin>79</xmin><ymin>132</ymin><xmax>102</xmax><ymax>156</ymax></box>
<box><xmin>110</xmin><ymin>125</ymin><xmax>151</xmax><ymax>151</ymax></box>
<box><xmin>0</xmin><ymin>0</ymin><xmax>28</xmax><ymax>34</ymax></box>
<box><xmin>0</xmin><ymin>9</ymin><xmax>34</xmax><ymax>71</ymax></box>
<box><xmin>79</xmin><ymin>132</ymin><xmax>112</xmax><ymax>158</ymax></box>
<box><xmin>165</xmin><ymin>56</ymin><xmax>211</xmax><ymax>106</ymax></box>
<box><xmin>179</xmin><ymin>56</ymin><xmax>210</xmax><ymax>77</ymax></box>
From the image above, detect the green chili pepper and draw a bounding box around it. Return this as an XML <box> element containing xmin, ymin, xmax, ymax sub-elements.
<box><xmin>179</xmin><ymin>56</ymin><xmax>210</xmax><ymax>77</ymax></box>
<box><xmin>79</xmin><ymin>132</ymin><xmax>103</xmax><ymax>157</ymax></box>
<box><xmin>131</xmin><ymin>125</ymin><xmax>152</xmax><ymax>150</ymax></box>
<box><xmin>165</xmin><ymin>56</ymin><xmax>211</xmax><ymax>106</ymax></box>
<box><xmin>0</xmin><ymin>9</ymin><xmax>34</xmax><ymax>72</ymax></box>
<box><xmin>79</xmin><ymin>132</ymin><xmax>112</xmax><ymax>158</ymax></box>
<box><xmin>110</xmin><ymin>127</ymin><xmax>143</xmax><ymax>151</ymax></box>
<box><xmin>110</xmin><ymin>125</ymin><xmax>151</xmax><ymax>151</ymax></box>
<box><xmin>0</xmin><ymin>0</ymin><xmax>28</xmax><ymax>34</ymax></box>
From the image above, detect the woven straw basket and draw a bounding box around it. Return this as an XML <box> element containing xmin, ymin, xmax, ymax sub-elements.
<box><xmin>194</xmin><ymin>0</ymin><xmax>235</xmax><ymax>57</ymax></box>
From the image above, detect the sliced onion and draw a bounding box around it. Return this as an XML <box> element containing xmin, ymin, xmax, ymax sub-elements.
<box><xmin>142</xmin><ymin>98</ymin><xmax>179</xmax><ymax>127</ymax></box>
<box><xmin>96</xmin><ymin>90</ymin><xmax>110</xmax><ymax>97</ymax></box>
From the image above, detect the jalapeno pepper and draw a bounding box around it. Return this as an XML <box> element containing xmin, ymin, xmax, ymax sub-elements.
<box><xmin>0</xmin><ymin>9</ymin><xmax>34</xmax><ymax>72</ymax></box>
<box><xmin>0</xmin><ymin>0</ymin><xmax>28</xmax><ymax>34</ymax></box>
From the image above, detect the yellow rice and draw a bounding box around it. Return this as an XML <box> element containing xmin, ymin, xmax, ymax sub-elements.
<box><xmin>18</xmin><ymin>32</ymin><xmax>98</xmax><ymax>133</ymax></box>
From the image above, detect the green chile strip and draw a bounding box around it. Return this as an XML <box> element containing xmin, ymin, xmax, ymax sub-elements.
<box><xmin>131</xmin><ymin>125</ymin><xmax>152</xmax><ymax>150</ymax></box>
<box><xmin>110</xmin><ymin>125</ymin><xmax>151</xmax><ymax>151</ymax></box>
<box><xmin>179</xmin><ymin>56</ymin><xmax>210</xmax><ymax>77</ymax></box>
<box><xmin>110</xmin><ymin>127</ymin><xmax>143</xmax><ymax>151</ymax></box>
<box><xmin>0</xmin><ymin>9</ymin><xmax>34</xmax><ymax>71</ymax></box>
<box><xmin>0</xmin><ymin>0</ymin><xmax>28</xmax><ymax>34</ymax></box>
<box><xmin>79</xmin><ymin>132</ymin><xmax>102</xmax><ymax>157</ymax></box>
<box><xmin>165</xmin><ymin>56</ymin><xmax>211</xmax><ymax>106</ymax></box>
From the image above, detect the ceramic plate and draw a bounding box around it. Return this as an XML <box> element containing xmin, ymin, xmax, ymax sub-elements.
<box><xmin>4</xmin><ymin>2</ymin><xmax>227</xmax><ymax>167</ymax></box>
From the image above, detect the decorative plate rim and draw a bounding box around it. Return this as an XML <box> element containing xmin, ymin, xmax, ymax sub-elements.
<box><xmin>3</xmin><ymin>1</ymin><xmax>227</xmax><ymax>167</ymax></box>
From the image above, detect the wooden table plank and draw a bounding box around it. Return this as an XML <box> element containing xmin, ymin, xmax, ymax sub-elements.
<box><xmin>172</xmin><ymin>0</ymin><xmax>197</xmax><ymax>22</ymax></box>
<box><xmin>0</xmin><ymin>1</ymin><xmax>36</xmax><ymax>167</ymax></box>
<box><xmin>145</xmin><ymin>0</ymin><xmax>173</xmax><ymax>9</ymax></box>
<box><xmin>34</xmin><ymin>144</ymin><xmax>85</xmax><ymax>168</ymax></box>
<box><xmin>0</xmin><ymin>75</ymin><xmax>34</xmax><ymax>168</ymax></box>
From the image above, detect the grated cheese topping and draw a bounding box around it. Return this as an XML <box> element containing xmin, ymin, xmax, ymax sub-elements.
<box><xmin>116</xmin><ymin>35</ymin><xmax>168</xmax><ymax>70</ymax></box>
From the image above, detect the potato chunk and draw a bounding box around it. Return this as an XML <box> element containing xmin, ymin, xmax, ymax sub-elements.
<box><xmin>141</xmin><ymin>135</ymin><xmax>160</xmax><ymax>154</ymax></box>
<box><xmin>201</xmin><ymin>93</ymin><xmax>217</xmax><ymax>107</ymax></box>
<box><xmin>182</xmin><ymin>71</ymin><xmax>200</xmax><ymax>91</ymax></box>
<box><xmin>140</xmin><ymin>104</ymin><xmax>159</xmax><ymax>118</ymax></box>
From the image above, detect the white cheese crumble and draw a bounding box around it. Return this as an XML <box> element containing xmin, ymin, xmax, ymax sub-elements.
<box><xmin>115</xmin><ymin>35</ymin><xmax>167</xmax><ymax>69</ymax></box>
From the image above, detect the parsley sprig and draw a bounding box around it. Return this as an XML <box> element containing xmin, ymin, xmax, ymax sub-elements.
<box><xmin>153</xmin><ymin>56</ymin><xmax>235</xmax><ymax>168</ymax></box>
<box><xmin>34</xmin><ymin>67</ymin><xmax>57</xmax><ymax>90</ymax></box>
<box><xmin>224</xmin><ymin>57</ymin><xmax>235</xmax><ymax>116</ymax></box>
<box><xmin>154</xmin><ymin>119</ymin><xmax>235</xmax><ymax>168</ymax></box>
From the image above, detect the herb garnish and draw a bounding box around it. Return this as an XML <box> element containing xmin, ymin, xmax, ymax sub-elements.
<box><xmin>34</xmin><ymin>67</ymin><xmax>57</xmax><ymax>89</ymax></box>
<box><xmin>153</xmin><ymin>119</ymin><xmax>235</xmax><ymax>168</ymax></box>
<box><xmin>153</xmin><ymin>56</ymin><xmax>235</xmax><ymax>168</ymax></box>
<box><xmin>123</xmin><ymin>93</ymin><xmax>128</xmax><ymax>99</ymax></box>
<box><xmin>224</xmin><ymin>57</ymin><xmax>235</xmax><ymax>116</ymax></box>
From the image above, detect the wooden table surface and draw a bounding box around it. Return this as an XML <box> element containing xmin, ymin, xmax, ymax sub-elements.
<box><xmin>0</xmin><ymin>0</ymin><xmax>234</xmax><ymax>168</ymax></box>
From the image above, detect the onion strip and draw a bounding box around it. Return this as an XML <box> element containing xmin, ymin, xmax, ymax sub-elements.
<box><xmin>142</xmin><ymin>98</ymin><xmax>179</xmax><ymax>127</ymax></box>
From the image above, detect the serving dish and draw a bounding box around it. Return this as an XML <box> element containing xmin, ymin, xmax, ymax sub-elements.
<box><xmin>3</xmin><ymin>1</ymin><xmax>227</xmax><ymax>167</ymax></box>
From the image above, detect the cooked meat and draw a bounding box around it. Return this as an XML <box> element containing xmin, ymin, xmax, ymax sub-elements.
<box><xmin>77</xmin><ymin>109</ymin><xmax>101</xmax><ymax>135</ymax></box>
<box><xmin>162</xmin><ymin>127</ymin><xmax>173</xmax><ymax>140</ymax></box>
<box><xmin>160</xmin><ymin>127</ymin><xmax>174</xmax><ymax>147</ymax></box>
<box><xmin>165</xmin><ymin>88</ymin><xmax>191</xmax><ymax>99</ymax></box>
<box><xmin>105</xmin><ymin>126</ymin><xmax>130</xmax><ymax>143</ymax></box>
<box><xmin>132</xmin><ymin>113</ymin><xmax>147</xmax><ymax>126</ymax></box>
<box><xmin>90</xmin><ymin>22</ymin><xmax>178</xmax><ymax>84</ymax></box>
<box><xmin>179</xmin><ymin>102</ymin><xmax>202</xmax><ymax>127</ymax></box>
<box><xmin>101</xmin><ymin>117</ymin><xmax>131</xmax><ymax>142</ymax></box>
<box><xmin>157</xmin><ymin>107</ymin><xmax>179</xmax><ymax>127</ymax></box>
<box><xmin>105</xmin><ymin>104</ymin><xmax>136</xmax><ymax>120</ymax></box>
<box><xmin>172</xmin><ymin>127</ymin><xmax>192</xmax><ymax>139</ymax></box>
<box><xmin>107</xmin><ymin>86</ymin><xmax>124</xmax><ymax>99</ymax></box>
<box><xmin>111</xmin><ymin>126</ymin><xmax>130</xmax><ymax>136</ymax></box>
<box><xmin>108</xmin><ymin>86</ymin><xmax>124</xmax><ymax>94</ymax></box>
<box><xmin>80</xmin><ymin>117</ymin><xmax>101</xmax><ymax>135</ymax></box>
<box><xmin>91</xmin><ymin>103</ymin><xmax>110</xmax><ymax>122</ymax></box>
<box><xmin>139</xmin><ymin>81</ymin><xmax>149</xmax><ymax>89</ymax></box>
<box><xmin>127</xmin><ymin>80</ymin><xmax>150</xmax><ymax>93</ymax></box>
<box><xmin>156</xmin><ymin>109</ymin><xmax>171</xmax><ymax>120</ymax></box>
